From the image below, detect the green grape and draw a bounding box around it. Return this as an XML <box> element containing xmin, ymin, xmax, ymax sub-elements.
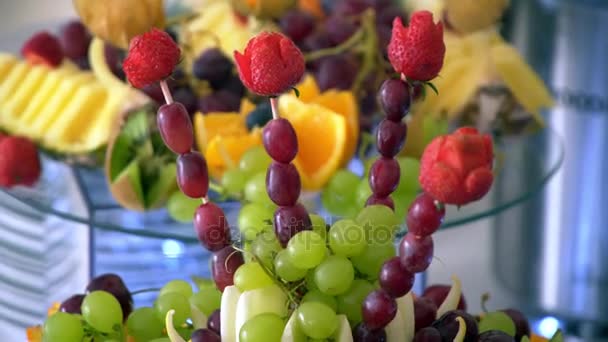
<box><xmin>81</xmin><ymin>291</ymin><xmax>122</xmax><ymax>333</ymax></box>
<box><xmin>423</xmin><ymin>115</ymin><xmax>448</xmax><ymax>147</ymax></box>
<box><xmin>355</xmin><ymin>180</ymin><xmax>372</xmax><ymax>208</ymax></box>
<box><xmin>239</xmin><ymin>146</ymin><xmax>272</xmax><ymax>176</ymax></box>
<box><xmin>363</xmin><ymin>158</ymin><xmax>374</xmax><ymax>179</ymax></box>
<box><xmin>239</xmin><ymin>313</ymin><xmax>285</xmax><ymax>342</ymax></box>
<box><xmin>244</xmin><ymin>172</ymin><xmax>274</xmax><ymax>206</ymax></box>
<box><xmin>320</xmin><ymin>170</ymin><xmax>360</xmax><ymax>218</ymax></box>
<box><xmin>160</xmin><ymin>279</ymin><xmax>193</xmax><ymax>298</ymax></box>
<box><xmin>296</xmin><ymin>302</ymin><xmax>338</xmax><ymax>339</ymax></box>
<box><xmin>336</xmin><ymin>279</ymin><xmax>375</xmax><ymax>325</ymax></box>
<box><xmin>154</xmin><ymin>292</ymin><xmax>190</xmax><ymax>325</ymax></box>
<box><xmin>43</xmin><ymin>312</ymin><xmax>84</xmax><ymax>342</ymax></box>
<box><xmin>221</xmin><ymin>168</ymin><xmax>248</xmax><ymax>194</ymax></box>
<box><xmin>126</xmin><ymin>307</ymin><xmax>164</xmax><ymax>342</ymax></box>
<box><xmin>395</xmin><ymin>157</ymin><xmax>420</xmax><ymax>196</ymax></box>
<box><xmin>302</xmin><ymin>290</ymin><xmax>338</xmax><ymax>311</ymax></box>
<box><xmin>305</xmin><ymin>270</ymin><xmax>318</xmax><ymax>291</ymax></box>
<box><xmin>191</xmin><ymin>276</ymin><xmax>215</xmax><ymax>290</ymax></box>
<box><xmin>234</xmin><ymin>262</ymin><xmax>274</xmax><ymax>291</ymax></box>
<box><xmin>274</xmin><ymin>249</ymin><xmax>307</xmax><ymax>282</ymax></box>
<box><xmin>393</xmin><ymin>192</ymin><xmax>417</xmax><ymax>221</ymax></box>
<box><xmin>238</xmin><ymin>202</ymin><xmax>274</xmax><ymax>241</ymax></box>
<box><xmin>167</xmin><ymin>191</ymin><xmax>200</xmax><ymax>223</ymax></box>
<box><xmin>350</xmin><ymin>241</ymin><xmax>396</xmax><ymax>279</ymax></box>
<box><xmin>309</xmin><ymin>214</ymin><xmax>328</xmax><ymax>241</ymax></box>
<box><xmin>189</xmin><ymin>287</ymin><xmax>222</xmax><ymax>316</ymax></box>
<box><xmin>149</xmin><ymin>339</ymin><xmax>171</xmax><ymax>342</ymax></box>
<box><xmin>314</xmin><ymin>256</ymin><xmax>354</xmax><ymax>295</ymax></box>
<box><xmin>251</xmin><ymin>230</ymin><xmax>282</xmax><ymax>269</ymax></box>
<box><xmin>328</xmin><ymin>219</ymin><xmax>366</xmax><ymax>257</ymax></box>
<box><xmin>355</xmin><ymin>205</ymin><xmax>400</xmax><ymax>243</ymax></box>
<box><xmin>287</xmin><ymin>231</ymin><xmax>327</xmax><ymax>269</ymax></box>
<box><xmin>479</xmin><ymin>312</ymin><xmax>516</xmax><ymax>336</ymax></box>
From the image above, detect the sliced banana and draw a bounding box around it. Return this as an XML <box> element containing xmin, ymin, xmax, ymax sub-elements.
<box><xmin>437</xmin><ymin>275</ymin><xmax>462</xmax><ymax>318</ymax></box>
<box><xmin>165</xmin><ymin>310</ymin><xmax>187</xmax><ymax>342</ymax></box>
<box><xmin>221</xmin><ymin>286</ymin><xmax>242</xmax><ymax>342</ymax></box>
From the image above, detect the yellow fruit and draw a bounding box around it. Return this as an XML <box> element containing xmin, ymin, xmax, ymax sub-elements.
<box><xmin>295</xmin><ymin>74</ymin><xmax>321</xmax><ymax>102</ymax></box>
<box><xmin>279</xmin><ymin>96</ymin><xmax>347</xmax><ymax>190</ymax></box>
<box><xmin>298</xmin><ymin>0</ymin><xmax>325</xmax><ymax>18</ymax></box>
<box><xmin>205</xmin><ymin>129</ymin><xmax>263</xmax><ymax>179</ymax></box>
<box><xmin>232</xmin><ymin>0</ymin><xmax>297</xmax><ymax>19</ymax></box>
<box><xmin>445</xmin><ymin>0</ymin><xmax>510</xmax><ymax>34</ymax></box>
<box><xmin>194</xmin><ymin>112</ymin><xmax>248</xmax><ymax>153</ymax></box>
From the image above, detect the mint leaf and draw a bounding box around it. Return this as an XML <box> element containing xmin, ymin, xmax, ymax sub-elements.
<box><xmin>478</xmin><ymin>311</ymin><xmax>516</xmax><ymax>336</ymax></box>
<box><xmin>292</xmin><ymin>87</ymin><xmax>300</xmax><ymax>98</ymax></box>
<box><xmin>549</xmin><ymin>329</ymin><xmax>564</xmax><ymax>342</ymax></box>
<box><xmin>426</xmin><ymin>81</ymin><xmax>439</xmax><ymax>95</ymax></box>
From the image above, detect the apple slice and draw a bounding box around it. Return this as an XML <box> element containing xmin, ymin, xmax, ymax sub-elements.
<box><xmin>221</xmin><ymin>285</ymin><xmax>242</xmax><ymax>342</ymax></box>
<box><xmin>165</xmin><ymin>310</ymin><xmax>186</xmax><ymax>342</ymax></box>
<box><xmin>190</xmin><ymin>303</ymin><xmax>208</xmax><ymax>330</ymax></box>
<box><xmin>436</xmin><ymin>275</ymin><xmax>462</xmax><ymax>318</ymax></box>
<box><xmin>333</xmin><ymin>314</ymin><xmax>354</xmax><ymax>342</ymax></box>
<box><xmin>281</xmin><ymin>311</ymin><xmax>307</xmax><ymax>342</ymax></box>
<box><xmin>385</xmin><ymin>292</ymin><xmax>414</xmax><ymax>342</ymax></box>
<box><xmin>234</xmin><ymin>285</ymin><xmax>288</xmax><ymax>342</ymax></box>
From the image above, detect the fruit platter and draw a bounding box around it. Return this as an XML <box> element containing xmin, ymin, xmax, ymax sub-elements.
<box><xmin>0</xmin><ymin>0</ymin><xmax>567</xmax><ymax>341</ymax></box>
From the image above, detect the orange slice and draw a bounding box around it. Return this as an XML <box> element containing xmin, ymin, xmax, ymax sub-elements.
<box><xmin>279</xmin><ymin>96</ymin><xmax>347</xmax><ymax>190</ymax></box>
<box><xmin>193</xmin><ymin>112</ymin><xmax>247</xmax><ymax>152</ymax></box>
<box><xmin>311</xmin><ymin>89</ymin><xmax>359</xmax><ymax>165</ymax></box>
<box><xmin>205</xmin><ymin>128</ymin><xmax>262</xmax><ymax>179</ymax></box>
<box><xmin>295</xmin><ymin>73</ymin><xmax>321</xmax><ymax>102</ymax></box>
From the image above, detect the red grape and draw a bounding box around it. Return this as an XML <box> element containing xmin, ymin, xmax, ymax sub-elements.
<box><xmin>263</xmin><ymin>118</ymin><xmax>298</xmax><ymax>164</ymax></box>
<box><xmin>266</xmin><ymin>162</ymin><xmax>301</xmax><ymax>206</ymax></box>
<box><xmin>59</xmin><ymin>294</ymin><xmax>85</xmax><ymax>314</ymax></box>
<box><xmin>369</xmin><ymin>157</ymin><xmax>400</xmax><ymax>197</ymax></box>
<box><xmin>173</xmin><ymin>87</ymin><xmax>198</xmax><ymax>115</ymax></box>
<box><xmin>212</xmin><ymin>246</ymin><xmax>244</xmax><ymax>291</ymax></box>
<box><xmin>86</xmin><ymin>273</ymin><xmax>132</xmax><ymax>320</ymax></box>
<box><xmin>315</xmin><ymin>54</ymin><xmax>359</xmax><ymax>91</ymax></box>
<box><xmin>378</xmin><ymin>79</ymin><xmax>411</xmax><ymax>121</ymax></box>
<box><xmin>399</xmin><ymin>233</ymin><xmax>433</xmax><ymax>273</ymax></box>
<box><xmin>413</xmin><ymin>297</ymin><xmax>437</xmax><ymax>332</ymax></box>
<box><xmin>273</xmin><ymin>203</ymin><xmax>312</xmax><ymax>247</ymax></box>
<box><xmin>414</xmin><ymin>327</ymin><xmax>442</xmax><ymax>342</ymax></box>
<box><xmin>207</xmin><ymin>309</ymin><xmax>221</xmax><ymax>334</ymax></box>
<box><xmin>422</xmin><ymin>285</ymin><xmax>466</xmax><ymax>311</ymax></box>
<box><xmin>198</xmin><ymin>90</ymin><xmax>241</xmax><ymax>114</ymax></box>
<box><xmin>157</xmin><ymin>103</ymin><xmax>194</xmax><ymax>154</ymax></box>
<box><xmin>376</xmin><ymin>6</ymin><xmax>408</xmax><ymax>28</ymax></box>
<box><xmin>501</xmin><ymin>309</ymin><xmax>530</xmax><ymax>340</ymax></box>
<box><xmin>366</xmin><ymin>195</ymin><xmax>394</xmax><ymax>210</ymax></box>
<box><xmin>432</xmin><ymin>310</ymin><xmax>478</xmax><ymax>342</ymax></box>
<box><xmin>376</xmin><ymin>119</ymin><xmax>407</xmax><ymax>158</ymax></box>
<box><xmin>142</xmin><ymin>83</ymin><xmax>166</xmax><ymax>104</ymax></box>
<box><xmin>353</xmin><ymin>323</ymin><xmax>387</xmax><ymax>342</ymax></box>
<box><xmin>302</xmin><ymin>30</ymin><xmax>333</xmax><ymax>52</ymax></box>
<box><xmin>104</xmin><ymin>43</ymin><xmax>125</xmax><ymax>80</ymax></box>
<box><xmin>58</xmin><ymin>20</ymin><xmax>91</xmax><ymax>60</ymax></box>
<box><xmin>362</xmin><ymin>289</ymin><xmax>397</xmax><ymax>330</ymax></box>
<box><xmin>194</xmin><ymin>202</ymin><xmax>231</xmax><ymax>251</ymax></box>
<box><xmin>192</xmin><ymin>48</ymin><xmax>233</xmax><ymax>88</ymax></box>
<box><xmin>333</xmin><ymin>0</ymin><xmax>369</xmax><ymax>16</ymax></box>
<box><xmin>177</xmin><ymin>152</ymin><xmax>209</xmax><ymax>198</ymax></box>
<box><xmin>379</xmin><ymin>257</ymin><xmax>414</xmax><ymax>298</ymax></box>
<box><xmin>218</xmin><ymin>74</ymin><xmax>246</xmax><ymax>97</ymax></box>
<box><xmin>280</xmin><ymin>9</ymin><xmax>316</xmax><ymax>43</ymax></box>
<box><xmin>325</xmin><ymin>16</ymin><xmax>357</xmax><ymax>45</ymax></box>
<box><xmin>407</xmin><ymin>193</ymin><xmax>445</xmax><ymax>237</ymax></box>
<box><xmin>191</xmin><ymin>328</ymin><xmax>221</xmax><ymax>342</ymax></box>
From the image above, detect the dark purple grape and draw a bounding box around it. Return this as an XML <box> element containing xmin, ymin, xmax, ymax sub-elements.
<box><xmin>413</xmin><ymin>327</ymin><xmax>442</xmax><ymax>342</ymax></box>
<box><xmin>86</xmin><ymin>274</ymin><xmax>132</xmax><ymax>320</ymax></box>
<box><xmin>379</xmin><ymin>257</ymin><xmax>414</xmax><ymax>298</ymax></box>
<box><xmin>362</xmin><ymin>289</ymin><xmax>397</xmax><ymax>330</ymax></box>
<box><xmin>59</xmin><ymin>20</ymin><xmax>91</xmax><ymax>60</ymax></box>
<box><xmin>303</xmin><ymin>30</ymin><xmax>334</xmax><ymax>52</ymax></box>
<box><xmin>173</xmin><ymin>87</ymin><xmax>198</xmax><ymax>115</ymax></box>
<box><xmin>198</xmin><ymin>90</ymin><xmax>241</xmax><ymax>114</ymax></box>
<box><xmin>266</xmin><ymin>162</ymin><xmax>301</xmax><ymax>206</ymax></box>
<box><xmin>263</xmin><ymin>118</ymin><xmax>298</xmax><ymax>163</ymax></box>
<box><xmin>273</xmin><ymin>204</ymin><xmax>312</xmax><ymax>247</ymax></box>
<box><xmin>376</xmin><ymin>24</ymin><xmax>392</xmax><ymax>52</ymax></box>
<box><xmin>192</xmin><ymin>49</ymin><xmax>233</xmax><ymax>88</ymax></box>
<box><xmin>207</xmin><ymin>309</ymin><xmax>221</xmax><ymax>334</ymax></box>
<box><xmin>157</xmin><ymin>103</ymin><xmax>194</xmax><ymax>154</ymax></box>
<box><xmin>501</xmin><ymin>309</ymin><xmax>530</xmax><ymax>340</ymax></box>
<box><xmin>104</xmin><ymin>43</ymin><xmax>125</xmax><ymax>80</ymax></box>
<box><xmin>369</xmin><ymin>157</ymin><xmax>400</xmax><ymax>197</ymax></box>
<box><xmin>414</xmin><ymin>297</ymin><xmax>437</xmax><ymax>332</ymax></box>
<box><xmin>191</xmin><ymin>328</ymin><xmax>221</xmax><ymax>342</ymax></box>
<box><xmin>378</xmin><ymin>79</ymin><xmax>411</xmax><ymax>121</ymax></box>
<box><xmin>422</xmin><ymin>285</ymin><xmax>467</xmax><ymax>311</ymax></box>
<box><xmin>376</xmin><ymin>119</ymin><xmax>407</xmax><ymax>158</ymax></box>
<box><xmin>353</xmin><ymin>322</ymin><xmax>387</xmax><ymax>342</ymax></box>
<box><xmin>412</xmin><ymin>83</ymin><xmax>424</xmax><ymax>101</ymax></box>
<box><xmin>194</xmin><ymin>202</ymin><xmax>231</xmax><ymax>252</ymax></box>
<box><xmin>333</xmin><ymin>0</ymin><xmax>369</xmax><ymax>16</ymax></box>
<box><xmin>246</xmin><ymin>102</ymin><xmax>273</xmax><ymax>130</ymax></box>
<box><xmin>212</xmin><ymin>246</ymin><xmax>244</xmax><ymax>291</ymax></box>
<box><xmin>217</xmin><ymin>74</ymin><xmax>246</xmax><ymax>97</ymax></box>
<box><xmin>59</xmin><ymin>294</ymin><xmax>85</xmax><ymax>314</ymax></box>
<box><xmin>376</xmin><ymin>6</ymin><xmax>408</xmax><ymax>28</ymax></box>
<box><xmin>431</xmin><ymin>310</ymin><xmax>478</xmax><ymax>342</ymax></box>
<box><xmin>366</xmin><ymin>195</ymin><xmax>394</xmax><ymax>210</ymax></box>
<box><xmin>177</xmin><ymin>152</ymin><xmax>209</xmax><ymax>198</ymax></box>
<box><xmin>399</xmin><ymin>233</ymin><xmax>433</xmax><ymax>273</ymax></box>
<box><xmin>315</xmin><ymin>54</ymin><xmax>359</xmax><ymax>91</ymax></box>
<box><xmin>73</xmin><ymin>55</ymin><xmax>90</xmax><ymax>70</ymax></box>
<box><xmin>478</xmin><ymin>330</ymin><xmax>516</xmax><ymax>342</ymax></box>
<box><xmin>365</xmin><ymin>0</ymin><xmax>393</xmax><ymax>11</ymax></box>
<box><xmin>280</xmin><ymin>9</ymin><xmax>316</xmax><ymax>43</ymax></box>
<box><xmin>325</xmin><ymin>16</ymin><xmax>358</xmax><ymax>45</ymax></box>
<box><xmin>407</xmin><ymin>193</ymin><xmax>445</xmax><ymax>237</ymax></box>
<box><xmin>142</xmin><ymin>83</ymin><xmax>166</xmax><ymax>104</ymax></box>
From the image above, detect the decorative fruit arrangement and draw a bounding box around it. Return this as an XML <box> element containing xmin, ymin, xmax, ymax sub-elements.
<box><xmin>26</xmin><ymin>5</ymin><xmax>563</xmax><ymax>342</ymax></box>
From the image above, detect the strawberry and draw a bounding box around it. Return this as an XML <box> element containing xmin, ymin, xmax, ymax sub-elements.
<box><xmin>123</xmin><ymin>28</ymin><xmax>181</xmax><ymax>88</ymax></box>
<box><xmin>0</xmin><ymin>136</ymin><xmax>42</xmax><ymax>188</ymax></box>
<box><xmin>234</xmin><ymin>32</ymin><xmax>305</xmax><ymax>96</ymax></box>
<box><xmin>388</xmin><ymin>11</ymin><xmax>445</xmax><ymax>82</ymax></box>
<box><xmin>21</xmin><ymin>31</ymin><xmax>64</xmax><ymax>67</ymax></box>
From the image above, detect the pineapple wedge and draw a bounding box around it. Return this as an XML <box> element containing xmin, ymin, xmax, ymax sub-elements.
<box><xmin>0</xmin><ymin>53</ymin><xmax>149</xmax><ymax>156</ymax></box>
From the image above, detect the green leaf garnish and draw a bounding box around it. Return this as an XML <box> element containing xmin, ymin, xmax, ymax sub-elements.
<box><xmin>426</xmin><ymin>81</ymin><xmax>439</xmax><ymax>95</ymax></box>
<box><xmin>292</xmin><ymin>87</ymin><xmax>300</xmax><ymax>98</ymax></box>
<box><xmin>521</xmin><ymin>336</ymin><xmax>530</xmax><ymax>342</ymax></box>
<box><xmin>478</xmin><ymin>311</ymin><xmax>516</xmax><ymax>336</ymax></box>
<box><xmin>549</xmin><ymin>329</ymin><xmax>564</xmax><ymax>342</ymax></box>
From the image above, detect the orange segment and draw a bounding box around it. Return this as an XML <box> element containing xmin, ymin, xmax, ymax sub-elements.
<box><xmin>193</xmin><ymin>112</ymin><xmax>247</xmax><ymax>152</ymax></box>
<box><xmin>311</xmin><ymin>90</ymin><xmax>359</xmax><ymax>165</ymax></box>
<box><xmin>205</xmin><ymin>128</ymin><xmax>262</xmax><ymax>179</ymax></box>
<box><xmin>530</xmin><ymin>334</ymin><xmax>549</xmax><ymax>342</ymax></box>
<box><xmin>26</xmin><ymin>326</ymin><xmax>42</xmax><ymax>342</ymax></box>
<box><xmin>298</xmin><ymin>0</ymin><xmax>325</xmax><ymax>18</ymax></box>
<box><xmin>239</xmin><ymin>98</ymin><xmax>256</xmax><ymax>117</ymax></box>
<box><xmin>295</xmin><ymin>74</ymin><xmax>321</xmax><ymax>102</ymax></box>
<box><xmin>279</xmin><ymin>96</ymin><xmax>347</xmax><ymax>190</ymax></box>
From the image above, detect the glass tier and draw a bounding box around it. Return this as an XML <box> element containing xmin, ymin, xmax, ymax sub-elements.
<box><xmin>0</xmin><ymin>127</ymin><xmax>564</xmax><ymax>243</ymax></box>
